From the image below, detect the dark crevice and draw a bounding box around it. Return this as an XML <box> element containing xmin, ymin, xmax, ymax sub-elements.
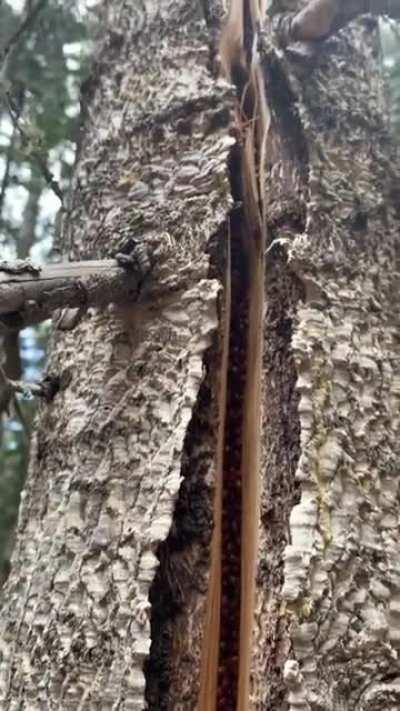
<box><xmin>243</xmin><ymin>0</ymin><xmax>254</xmax><ymax>65</ymax></box>
<box><xmin>216</xmin><ymin>204</ymin><xmax>250</xmax><ymax>711</ymax></box>
<box><xmin>250</xmin><ymin>41</ymin><xmax>307</xmax><ymax>708</ymax></box>
<box><xmin>144</xmin><ymin>372</ymin><xmax>215</xmax><ymax>710</ymax></box>
<box><xmin>227</xmin><ymin>142</ymin><xmax>244</xmax><ymax>205</ymax></box>
<box><xmin>259</xmin><ymin>249</ymin><xmax>303</xmax><ymax>709</ymax></box>
<box><xmin>262</xmin><ymin>48</ymin><xmax>310</xmax><ymax>182</ymax></box>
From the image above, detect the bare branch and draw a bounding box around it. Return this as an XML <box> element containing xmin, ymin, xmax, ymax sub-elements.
<box><xmin>274</xmin><ymin>0</ymin><xmax>400</xmax><ymax>46</ymax></box>
<box><xmin>0</xmin><ymin>363</ymin><xmax>58</xmax><ymax>411</ymax></box>
<box><xmin>0</xmin><ymin>255</ymin><xmax>150</xmax><ymax>331</ymax></box>
<box><xmin>7</xmin><ymin>375</ymin><xmax>51</xmax><ymax>399</ymax></box>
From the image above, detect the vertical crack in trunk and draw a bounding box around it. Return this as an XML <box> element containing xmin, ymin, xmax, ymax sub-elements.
<box><xmin>217</xmin><ymin>205</ymin><xmax>250</xmax><ymax>710</ymax></box>
<box><xmin>200</xmin><ymin>2</ymin><xmax>269</xmax><ymax>709</ymax></box>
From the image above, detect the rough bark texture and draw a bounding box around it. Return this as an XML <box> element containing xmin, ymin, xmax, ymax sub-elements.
<box><xmin>255</xmin><ymin>8</ymin><xmax>400</xmax><ymax>710</ymax></box>
<box><xmin>1</xmin><ymin>0</ymin><xmax>400</xmax><ymax>710</ymax></box>
<box><xmin>0</xmin><ymin>1</ymin><xmax>231</xmax><ymax>708</ymax></box>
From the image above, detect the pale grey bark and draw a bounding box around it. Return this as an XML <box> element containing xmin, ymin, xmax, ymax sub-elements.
<box><xmin>253</xmin><ymin>5</ymin><xmax>400</xmax><ymax>710</ymax></box>
<box><xmin>1</xmin><ymin>1</ymin><xmax>400</xmax><ymax>710</ymax></box>
<box><xmin>0</xmin><ymin>1</ymin><xmax>231</xmax><ymax>708</ymax></box>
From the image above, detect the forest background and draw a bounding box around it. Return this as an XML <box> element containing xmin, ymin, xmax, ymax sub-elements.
<box><xmin>0</xmin><ymin>0</ymin><xmax>94</xmax><ymax>584</ymax></box>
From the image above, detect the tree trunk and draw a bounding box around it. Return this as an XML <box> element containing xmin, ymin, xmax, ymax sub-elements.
<box><xmin>1</xmin><ymin>1</ymin><xmax>400</xmax><ymax>710</ymax></box>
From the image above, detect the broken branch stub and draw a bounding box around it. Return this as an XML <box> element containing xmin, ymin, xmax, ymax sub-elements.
<box><xmin>0</xmin><ymin>258</ymin><xmax>145</xmax><ymax>331</ymax></box>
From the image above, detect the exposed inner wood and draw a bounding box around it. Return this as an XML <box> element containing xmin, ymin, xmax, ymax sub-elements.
<box><xmin>200</xmin><ymin>1</ymin><xmax>268</xmax><ymax>708</ymax></box>
<box><xmin>197</xmin><ymin>231</ymin><xmax>230</xmax><ymax>710</ymax></box>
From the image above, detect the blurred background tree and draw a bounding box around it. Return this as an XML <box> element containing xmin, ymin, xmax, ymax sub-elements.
<box><xmin>0</xmin><ymin>0</ymin><xmax>94</xmax><ymax>584</ymax></box>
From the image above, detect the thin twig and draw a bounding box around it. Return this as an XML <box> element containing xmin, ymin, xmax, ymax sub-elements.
<box><xmin>4</xmin><ymin>92</ymin><xmax>64</xmax><ymax>205</ymax></box>
<box><xmin>0</xmin><ymin>363</ymin><xmax>52</xmax><ymax>403</ymax></box>
<box><xmin>0</xmin><ymin>0</ymin><xmax>64</xmax><ymax>205</ymax></box>
<box><xmin>0</xmin><ymin>0</ymin><xmax>48</xmax><ymax>72</ymax></box>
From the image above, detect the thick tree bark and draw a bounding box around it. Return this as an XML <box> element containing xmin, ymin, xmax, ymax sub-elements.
<box><xmin>1</xmin><ymin>1</ymin><xmax>400</xmax><ymax>710</ymax></box>
<box><xmin>0</xmin><ymin>1</ymin><xmax>231</xmax><ymax>709</ymax></box>
<box><xmin>255</xmin><ymin>7</ymin><xmax>400</xmax><ymax>711</ymax></box>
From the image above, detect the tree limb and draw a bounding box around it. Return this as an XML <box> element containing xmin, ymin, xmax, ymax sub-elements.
<box><xmin>275</xmin><ymin>0</ymin><xmax>400</xmax><ymax>45</ymax></box>
<box><xmin>0</xmin><ymin>256</ymin><xmax>149</xmax><ymax>331</ymax></box>
<box><xmin>0</xmin><ymin>364</ymin><xmax>57</xmax><ymax>411</ymax></box>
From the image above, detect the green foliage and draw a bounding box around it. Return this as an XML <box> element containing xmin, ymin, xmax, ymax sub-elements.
<box><xmin>0</xmin><ymin>1</ymin><xmax>93</xmax><ymax>584</ymax></box>
<box><xmin>0</xmin><ymin>410</ymin><xmax>30</xmax><ymax>582</ymax></box>
<box><xmin>0</xmin><ymin>324</ymin><xmax>49</xmax><ymax>584</ymax></box>
<box><xmin>4</xmin><ymin>2</ymin><xmax>87</xmax><ymax>151</ymax></box>
<box><xmin>0</xmin><ymin>0</ymin><xmax>91</xmax><ymax>246</ymax></box>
